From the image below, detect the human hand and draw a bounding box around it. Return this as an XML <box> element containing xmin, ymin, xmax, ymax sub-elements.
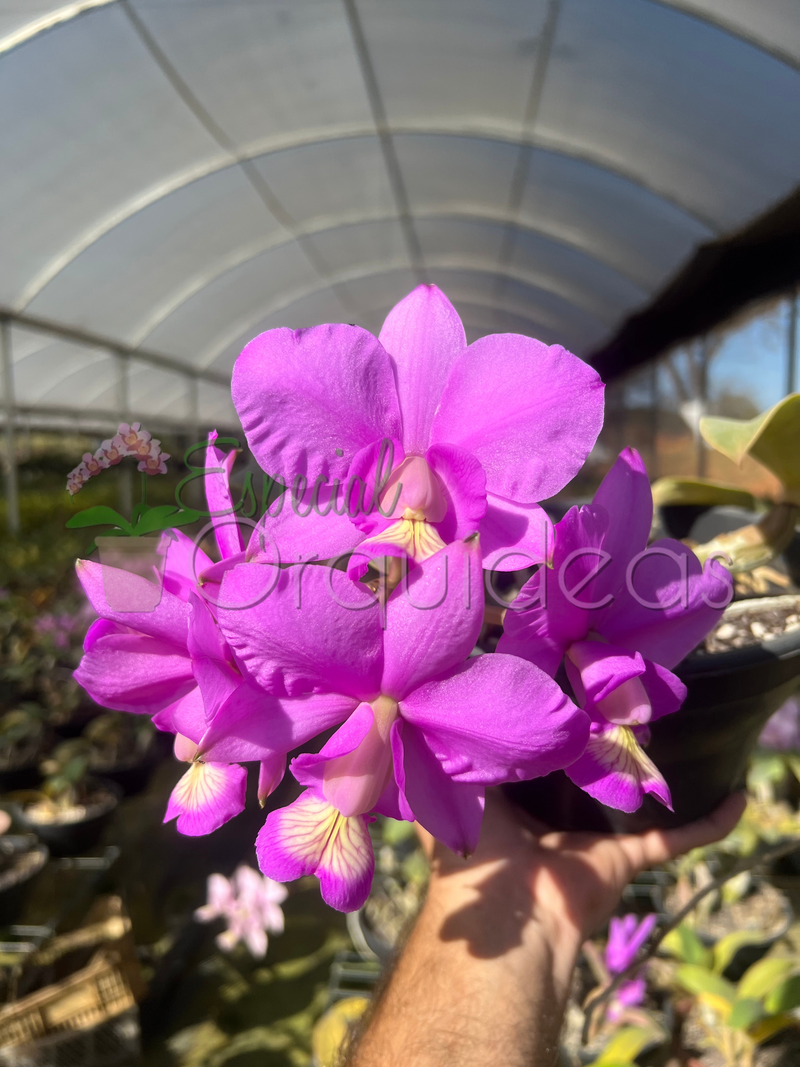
<box><xmin>419</xmin><ymin>788</ymin><xmax>746</xmax><ymax>957</ymax></box>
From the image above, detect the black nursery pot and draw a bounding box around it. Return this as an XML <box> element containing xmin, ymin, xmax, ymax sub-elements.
<box><xmin>0</xmin><ymin>835</ymin><xmax>49</xmax><ymax>926</ymax></box>
<box><xmin>505</xmin><ymin>597</ymin><xmax>800</xmax><ymax>834</ymax></box>
<box><xmin>12</xmin><ymin>779</ymin><xmax>121</xmax><ymax>857</ymax></box>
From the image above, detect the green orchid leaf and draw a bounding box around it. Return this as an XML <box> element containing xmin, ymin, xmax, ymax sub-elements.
<box><xmin>728</xmin><ymin>997</ymin><xmax>766</xmax><ymax>1031</ymax></box>
<box><xmin>131</xmin><ymin>505</ymin><xmax>179</xmax><ymax>535</ymax></box>
<box><xmin>66</xmin><ymin>506</ymin><xmax>132</xmax><ymax>533</ymax></box>
<box><xmin>167</xmin><ymin>508</ymin><xmax>201</xmax><ymax>529</ymax></box>
<box><xmin>764</xmin><ymin>974</ymin><xmax>800</xmax><ymax>1014</ymax></box>
<box><xmin>676</xmin><ymin>964</ymin><xmax>736</xmax><ymax>1002</ymax></box>
<box><xmin>662</xmin><ymin>924</ymin><xmax>712</xmax><ymax>967</ymax></box>
<box><xmin>651</xmin><ymin>477</ymin><xmax>756</xmax><ymax>510</ymax></box>
<box><xmin>700</xmin><ymin>394</ymin><xmax>800</xmax><ymax>497</ymax></box>
<box><xmin>738</xmin><ymin>957</ymin><xmax>798</xmax><ymax>1001</ymax></box>
<box><xmin>594</xmin><ymin>1026</ymin><xmax>662</xmax><ymax>1064</ymax></box>
<box><xmin>713</xmin><ymin>930</ymin><xmax>770</xmax><ymax>975</ymax></box>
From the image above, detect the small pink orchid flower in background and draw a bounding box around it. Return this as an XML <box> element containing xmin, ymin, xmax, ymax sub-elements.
<box><xmin>117</xmin><ymin>421</ymin><xmax>151</xmax><ymax>451</ymax></box>
<box><xmin>81</xmin><ymin>451</ymin><xmax>107</xmax><ymax>476</ymax></box>
<box><xmin>499</xmin><ymin>448</ymin><xmax>732</xmax><ymax>813</ymax></box>
<box><xmin>209</xmin><ymin>537</ymin><xmax>590</xmax><ymax>911</ymax></box>
<box><xmin>66</xmin><ymin>463</ymin><xmax>89</xmax><ymax>496</ymax></box>
<box><xmin>195</xmin><ymin>865</ymin><xmax>287</xmax><ymax>958</ymax></box>
<box><xmin>233</xmin><ymin>284</ymin><xmax>604</xmax><ymax>577</ymax></box>
<box><xmin>137</xmin><ymin>446</ymin><xmax>170</xmax><ymax>475</ymax></box>
<box><xmin>604</xmin><ymin>913</ymin><xmax>657</xmax><ymax>1021</ymax></box>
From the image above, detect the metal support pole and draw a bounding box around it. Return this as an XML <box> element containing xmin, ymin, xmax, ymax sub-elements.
<box><xmin>1</xmin><ymin>319</ymin><xmax>20</xmax><ymax>535</ymax></box>
<box><xmin>696</xmin><ymin>337</ymin><xmax>709</xmax><ymax>479</ymax></box>
<box><xmin>187</xmin><ymin>375</ymin><xmax>200</xmax><ymax>451</ymax></box>
<box><xmin>116</xmin><ymin>353</ymin><xmax>133</xmax><ymax>517</ymax></box>
<box><xmin>787</xmin><ymin>288</ymin><xmax>798</xmax><ymax>397</ymax></box>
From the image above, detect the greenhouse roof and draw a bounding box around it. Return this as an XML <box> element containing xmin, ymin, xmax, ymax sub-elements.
<box><xmin>1</xmin><ymin>0</ymin><xmax>799</xmax><ymax>430</ymax></box>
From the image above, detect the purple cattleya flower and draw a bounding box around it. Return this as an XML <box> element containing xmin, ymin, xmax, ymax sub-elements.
<box><xmin>257</xmin><ymin>791</ymin><xmax>375</xmax><ymax>914</ymax></box>
<box><xmin>194</xmin><ymin>865</ymin><xmax>287</xmax><ymax>957</ymax></box>
<box><xmin>232</xmin><ymin>284</ymin><xmax>604</xmax><ymax>577</ymax></box>
<box><xmin>759</xmin><ymin>696</ymin><xmax>800</xmax><ymax>751</ymax></box>
<box><xmin>74</xmin><ymin>433</ymin><xmax>279</xmax><ymax>834</ymax></box>
<box><xmin>206</xmin><ymin>537</ymin><xmax>590</xmax><ymax>911</ymax></box>
<box><xmin>605</xmin><ymin>913</ymin><xmax>657</xmax><ymax>1020</ymax></box>
<box><xmin>499</xmin><ymin>448</ymin><xmax>731</xmax><ymax>813</ymax></box>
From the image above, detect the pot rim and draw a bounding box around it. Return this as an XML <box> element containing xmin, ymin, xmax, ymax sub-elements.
<box><xmin>679</xmin><ymin>595</ymin><xmax>800</xmax><ymax>678</ymax></box>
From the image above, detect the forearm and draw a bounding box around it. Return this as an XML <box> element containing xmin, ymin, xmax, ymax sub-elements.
<box><xmin>348</xmin><ymin>862</ymin><xmax>581</xmax><ymax>1067</ymax></box>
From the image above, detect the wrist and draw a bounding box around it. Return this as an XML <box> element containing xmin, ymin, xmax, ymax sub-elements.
<box><xmin>425</xmin><ymin>857</ymin><xmax>582</xmax><ymax>997</ymax></box>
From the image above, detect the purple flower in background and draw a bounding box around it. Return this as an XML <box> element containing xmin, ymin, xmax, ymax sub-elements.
<box><xmin>605</xmin><ymin>913</ymin><xmax>657</xmax><ymax>1020</ymax></box>
<box><xmin>759</xmin><ymin>696</ymin><xmax>800</xmax><ymax>751</ymax></box>
<box><xmin>233</xmin><ymin>284</ymin><xmax>604</xmax><ymax>577</ymax></box>
<box><xmin>207</xmin><ymin>537</ymin><xmax>589</xmax><ymax>911</ymax></box>
<box><xmin>195</xmin><ymin>865</ymin><xmax>287</xmax><ymax>957</ymax></box>
<box><xmin>499</xmin><ymin>448</ymin><xmax>731</xmax><ymax>813</ymax></box>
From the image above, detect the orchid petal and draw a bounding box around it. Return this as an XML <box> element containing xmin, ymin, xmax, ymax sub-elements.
<box><xmin>74</xmin><ymin>621</ymin><xmax>194</xmax><ymax>714</ymax></box>
<box><xmin>479</xmin><ymin>495</ymin><xmax>552</xmax><ymax>571</ymax></box>
<box><xmin>348</xmin><ymin>437</ymin><xmax>405</xmax><ymax>535</ymax></box>
<box><xmin>257</xmin><ymin>791</ymin><xmax>374</xmax><ymax>912</ymax></box>
<box><xmin>77</xmin><ymin>559</ymin><xmax>189</xmax><ymax>646</ymax></box>
<box><xmin>395</xmin><ymin>720</ymin><xmax>485</xmax><ymax>856</ymax></box>
<box><xmin>232</xmin><ymin>323</ymin><xmax>401</xmax><ymax>486</ymax></box>
<box><xmin>258</xmin><ymin>753</ymin><xmax>287</xmax><ymax>804</ymax></box>
<box><xmin>564</xmin><ymin>641</ymin><xmax>651</xmax><ymax>725</ymax></box>
<box><xmin>380</xmin><ymin>538</ymin><xmax>483</xmax><ymax>700</ymax></box>
<box><xmin>164</xmin><ymin>761</ymin><xmax>247</xmax><ymax>835</ymax></box>
<box><xmin>197</xmin><ymin>683</ymin><xmax>356</xmax><ymax>763</ymax></box>
<box><xmin>566</xmin><ymin>724</ymin><xmax>673</xmax><ymax>813</ymax></box>
<box><xmin>400</xmin><ymin>653</ymin><xmax>589</xmax><ymax>784</ymax></box>
<box><xmin>292</xmin><ymin>702</ymin><xmax>396</xmax><ymax>817</ymax></box>
<box><xmin>498</xmin><ymin>505</ymin><xmax>610</xmax><ymax>674</ymax></box>
<box><xmin>597</xmin><ymin>538</ymin><xmax>732</xmax><ymax>668</ymax></box>
<box><xmin>431</xmin><ymin>334</ymin><xmax>604</xmax><ymax>503</ymax></box>
<box><xmin>162</xmin><ymin>529</ymin><xmax>213</xmax><ymax>601</ymax></box>
<box><xmin>154</xmin><ymin>686</ymin><xmax>206</xmax><ymax>742</ymax></box>
<box><xmin>641</xmin><ymin>660</ymin><xmax>687</xmax><ymax>722</ymax></box>
<box><xmin>187</xmin><ymin>594</ymin><xmax>240</xmax><ymax>722</ymax></box>
<box><xmin>246</xmin><ymin>488</ymin><xmax>362</xmax><ymax>566</ymax></box>
<box><xmin>204</xmin><ymin>431</ymin><xmax>244</xmax><ymax>559</ymax></box>
<box><xmin>591</xmin><ymin>448</ymin><xmax>652</xmax><ymax>598</ymax></box>
<box><xmin>217</xmin><ymin>562</ymin><xmax>383</xmax><ymax>700</ymax></box>
<box><xmin>425</xmin><ymin>442</ymin><xmax>487</xmax><ymax>543</ymax></box>
<box><xmin>378</xmin><ymin>285</ymin><xmax>466</xmax><ymax>456</ymax></box>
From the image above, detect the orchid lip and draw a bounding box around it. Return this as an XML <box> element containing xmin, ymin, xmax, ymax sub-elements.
<box><xmin>380</xmin><ymin>455</ymin><xmax>446</xmax><ymax>523</ymax></box>
<box><xmin>597</xmin><ymin>675</ymin><xmax>652</xmax><ymax>726</ymax></box>
<box><xmin>322</xmin><ymin>696</ymin><xmax>399</xmax><ymax>817</ymax></box>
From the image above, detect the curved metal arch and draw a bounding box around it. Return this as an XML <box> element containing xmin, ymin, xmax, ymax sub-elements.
<box><xmin>13</xmin><ymin>341</ymin><xmax>115</xmax><ymax>405</ymax></box>
<box><xmin>642</xmin><ymin>0</ymin><xmax>800</xmax><ymax>73</ymax></box>
<box><xmin>15</xmin><ymin>123</ymin><xmax>717</xmax><ymax>312</ymax></box>
<box><xmin>130</xmin><ymin>207</ymin><xmax>646</xmax><ymax>349</ymax></box>
<box><xmin>0</xmin><ymin>0</ymin><xmax>117</xmax><ymax>57</ymax></box>
<box><xmin>196</xmin><ymin>258</ymin><xmax>609</xmax><ymax>372</ymax></box>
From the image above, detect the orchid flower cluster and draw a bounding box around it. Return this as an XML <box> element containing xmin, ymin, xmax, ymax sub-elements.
<box><xmin>72</xmin><ymin>286</ymin><xmax>731</xmax><ymax>912</ymax></box>
<box><xmin>67</xmin><ymin>422</ymin><xmax>169</xmax><ymax>495</ymax></box>
<box><xmin>194</xmin><ymin>865</ymin><xmax>287</xmax><ymax>958</ymax></box>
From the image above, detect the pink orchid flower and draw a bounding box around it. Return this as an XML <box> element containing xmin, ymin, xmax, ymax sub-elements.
<box><xmin>74</xmin><ymin>432</ymin><xmax>280</xmax><ymax>834</ymax></box>
<box><xmin>499</xmin><ymin>448</ymin><xmax>731</xmax><ymax>813</ymax></box>
<box><xmin>66</xmin><ymin>463</ymin><xmax>89</xmax><ymax>495</ymax></box>
<box><xmin>195</xmin><ymin>865</ymin><xmax>287</xmax><ymax>958</ymax></box>
<box><xmin>117</xmin><ymin>422</ymin><xmax>151</xmax><ymax>451</ymax></box>
<box><xmin>208</xmin><ymin>537</ymin><xmax>590</xmax><ymax>911</ymax></box>
<box><xmin>605</xmin><ymin>913</ymin><xmax>657</xmax><ymax>1020</ymax></box>
<box><xmin>233</xmin><ymin>284</ymin><xmax>603</xmax><ymax>578</ymax></box>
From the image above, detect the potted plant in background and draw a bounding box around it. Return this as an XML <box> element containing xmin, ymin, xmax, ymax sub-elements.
<box><xmin>0</xmin><ymin>705</ymin><xmax>48</xmax><ymax>793</ymax></box>
<box><xmin>10</xmin><ymin>739</ymin><xmax>120</xmax><ymax>856</ymax></box>
<box><xmin>78</xmin><ymin>713</ymin><xmax>158</xmax><ymax>797</ymax></box>
<box><xmin>65</xmin><ymin>423</ymin><xmax>199</xmax><ymax>611</ymax></box>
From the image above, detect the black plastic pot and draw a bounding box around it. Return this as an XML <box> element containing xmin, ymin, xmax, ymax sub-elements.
<box><xmin>90</xmin><ymin>745</ymin><xmax>162</xmax><ymax>797</ymax></box>
<box><xmin>505</xmin><ymin>596</ymin><xmax>800</xmax><ymax>833</ymax></box>
<box><xmin>0</xmin><ymin>835</ymin><xmax>49</xmax><ymax>925</ymax></box>
<box><xmin>11</xmin><ymin>779</ymin><xmax>120</xmax><ymax>857</ymax></box>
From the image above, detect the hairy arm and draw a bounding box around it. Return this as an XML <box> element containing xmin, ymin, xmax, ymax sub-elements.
<box><xmin>348</xmin><ymin>790</ymin><xmax>746</xmax><ymax>1067</ymax></box>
